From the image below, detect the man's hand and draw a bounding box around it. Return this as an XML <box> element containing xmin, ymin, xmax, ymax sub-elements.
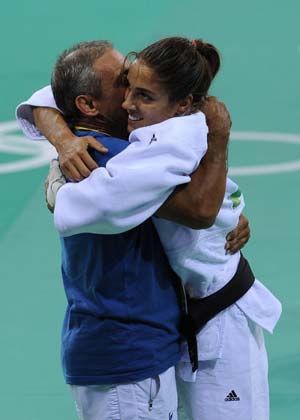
<box><xmin>56</xmin><ymin>135</ymin><xmax>108</xmax><ymax>181</ymax></box>
<box><xmin>33</xmin><ymin>107</ymin><xmax>108</xmax><ymax>181</ymax></box>
<box><xmin>225</xmin><ymin>214</ymin><xmax>250</xmax><ymax>254</ymax></box>
<box><xmin>45</xmin><ymin>159</ymin><xmax>66</xmax><ymax>213</ymax></box>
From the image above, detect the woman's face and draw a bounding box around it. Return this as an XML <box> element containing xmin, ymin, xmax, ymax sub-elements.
<box><xmin>122</xmin><ymin>60</ymin><xmax>181</xmax><ymax>133</ymax></box>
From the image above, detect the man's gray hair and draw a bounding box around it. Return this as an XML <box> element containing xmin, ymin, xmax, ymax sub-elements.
<box><xmin>51</xmin><ymin>40</ymin><xmax>112</xmax><ymax>123</ymax></box>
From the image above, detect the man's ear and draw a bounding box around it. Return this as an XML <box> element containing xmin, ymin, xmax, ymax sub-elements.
<box><xmin>75</xmin><ymin>95</ymin><xmax>99</xmax><ymax>116</ymax></box>
<box><xmin>175</xmin><ymin>94</ymin><xmax>193</xmax><ymax>116</ymax></box>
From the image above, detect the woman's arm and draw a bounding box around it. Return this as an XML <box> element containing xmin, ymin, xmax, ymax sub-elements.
<box><xmin>156</xmin><ymin>97</ymin><xmax>229</xmax><ymax>228</ymax></box>
<box><xmin>54</xmin><ymin>112</ymin><xmax>206</xmax><ymax>236</ymax></box>
<box><xmin>156</xmin><ymin>151</ymin><xmax>226</xmax><ymax>228</ymax></box>
<box><xmin>52</xmin><ymin>104</ymin><xmax>226</xmax><ymax>237</ymax></box>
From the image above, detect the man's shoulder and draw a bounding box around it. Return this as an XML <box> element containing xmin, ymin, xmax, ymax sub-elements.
<box><xmin>77</xmin><ymin>130</ymin><xmax>127</xmax><ymax>148</ymax></box>
<box><xmin>75</xmin><ymin>130</ymin><xmax>129</xmax><ymax>166</ymax></box>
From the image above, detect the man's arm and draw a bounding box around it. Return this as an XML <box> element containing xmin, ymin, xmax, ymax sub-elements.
<box><xmin>33</xmin><ymin>107</ymin><xmax>108</xmax><ymax>181</ymax></box>
<box><xmin>225</xmin><ymin>214</ymin><xmax>250</xmax><ymax>254</ymax></box>
<box><xmin>16</xmin><ymin>85</ymin><xmax>108</xmax><ymax>181</ymax></box>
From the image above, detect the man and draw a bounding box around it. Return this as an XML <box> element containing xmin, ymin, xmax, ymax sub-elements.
<box><xmin>16</xmin><ymin>40</ymin><xmax>249</xmax><ymax>419</ymax></box>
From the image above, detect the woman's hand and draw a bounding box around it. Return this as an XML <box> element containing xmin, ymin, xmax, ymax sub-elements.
<box><xmin>200</xmin><ymin>96</ymin><xmax>231</xmax><ymax>161</ymax></box>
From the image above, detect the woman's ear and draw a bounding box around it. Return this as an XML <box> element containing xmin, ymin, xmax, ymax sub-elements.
<box><xmin>175</xmin><ymin>94</ymin><xmax>193</xmax><ymax>116</ymax></box>
<box><xmin>75</xmin><ymin>95</ymin><xmax>99</xmax><ymax>116</ymax></box>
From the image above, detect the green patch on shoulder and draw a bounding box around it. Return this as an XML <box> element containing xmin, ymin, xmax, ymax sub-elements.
<box><xmin>230</xmin><ymin>189</ymin><xmax>242</xmax><ymax>208</ymax></box>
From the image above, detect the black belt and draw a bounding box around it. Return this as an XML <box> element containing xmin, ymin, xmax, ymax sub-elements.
<box><xmin>180</xmin><ymin>253</ymin><xmax>255</xmax><ymax>372</ymax></box>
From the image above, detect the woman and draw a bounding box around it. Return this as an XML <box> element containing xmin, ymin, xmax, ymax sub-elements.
<box><xmin>118</xmin><ymin>37</ymin><xmax>281</xmax><ymax>420</ymax></box>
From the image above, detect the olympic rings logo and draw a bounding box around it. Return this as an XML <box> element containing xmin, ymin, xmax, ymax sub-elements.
<box><xmin>0</xmin><ymin>121</ymin><xmax>56</xmax><ymax>174</ymax></box>
<box><xmin>1</xmin><ymin>121</ymin><xmax>300</xmax><ymax>176</ymax></box>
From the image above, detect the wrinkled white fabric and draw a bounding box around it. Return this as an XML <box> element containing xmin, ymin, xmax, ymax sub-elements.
<box><xmin>70</xmin><ymin>367</ymin><xmax>178</xmax><ymax>420</ymax></box>
<box><xmin>177</xmin><ymin>306</ymin><xmax>270</xmax><ymax>420</ymax></box>
<box><xmin>16</xmin><ymin>85</ymin><xmax>57</xmax><ymax>140</ymax></box>
<box><xmin>53</xmin><ymin>112</ymin><xmax>208</xmax><ymax>236</ymax></box>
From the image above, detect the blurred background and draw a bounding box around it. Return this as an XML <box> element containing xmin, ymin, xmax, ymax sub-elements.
<box><xmin>0</xmin><ymin>1</ymin><xmax>299</xmax><ymax>418</ymax></box>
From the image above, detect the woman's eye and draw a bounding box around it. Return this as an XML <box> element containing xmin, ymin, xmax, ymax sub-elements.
<box><xmin>140</xmin><ymin>92</ymin><xmax>153</xmax><ymax>101</ymax></box>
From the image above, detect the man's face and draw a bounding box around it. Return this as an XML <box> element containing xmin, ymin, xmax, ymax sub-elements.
<box><xmin>92</xmin><ymin>49</ymin><xmax>128</xmax><ymax>135</ymax></box>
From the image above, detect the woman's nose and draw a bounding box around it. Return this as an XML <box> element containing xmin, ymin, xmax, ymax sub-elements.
<box><xmin>122</xmin><ymin>91</ymin><xmax>136</xmax><ymax>111</ymax></box>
